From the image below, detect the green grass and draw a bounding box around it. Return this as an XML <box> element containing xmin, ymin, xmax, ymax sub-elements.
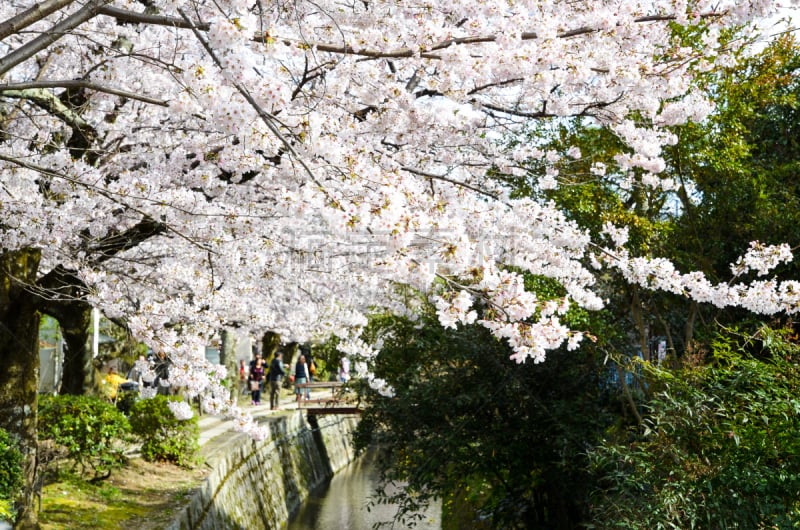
<box><xmin>38</xmin><ymin>461</ymin><xmax>206</xmax><ymax>530</ymax></box>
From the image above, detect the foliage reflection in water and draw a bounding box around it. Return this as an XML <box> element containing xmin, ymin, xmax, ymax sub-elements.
<box><xmin>288</xmin><ymin>449</ymin><xmax>441</xmax><ymax>530</ymax></box>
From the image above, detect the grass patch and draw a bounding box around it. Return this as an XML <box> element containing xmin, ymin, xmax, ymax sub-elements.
<box><xmin>39</xmin><ymin>458</ymin><xmax>208</xmax><ymax>530</ymax></box>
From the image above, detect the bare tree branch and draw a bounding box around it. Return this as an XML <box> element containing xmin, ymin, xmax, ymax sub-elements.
<box><xmin>401</xmin><ymin>166</ymin><xmax>499</xmax><ymax>200</ymax></box>
<box><xmin>0</xmin><ymin>0</ymin><xmax>111</xmax><ymax>77</ymax></box>
<box><xmin>0</xmin><ymin>0</ymin><xmax>78</xmax><ymax>41</ymax></box>
<box><xmin>0</xmin><ymin>80</ymin><xmax>168</xmax><ymax>106</ymax></box>
<box><xmin>97</xmin><ymin>5</ymin><xmax>209</xmax><ymax>30</ymax></box>
<box><xmin>0</xmin><ymin>87</ymin><xmax>93</xmax><ymax>132</ymax></box>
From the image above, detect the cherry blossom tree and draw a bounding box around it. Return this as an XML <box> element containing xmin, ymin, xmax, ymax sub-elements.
<box><xmin>0</xmin><ymin>0</ymin><xmax>796</xmax><ymax>525</ymax></box>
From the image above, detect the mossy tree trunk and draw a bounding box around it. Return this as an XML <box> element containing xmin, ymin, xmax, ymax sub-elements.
<box><xmin>219</xmin><ymin>329</ymin><xmax>239</xmax><ymax>395</ymax></box>
<box><xmin>54</xmin><ymin>310</ymin><xmax>92</xmax><ymax>395</ymax></box>
<box><xmin>261</xmin><ymin>331</ymin><xmax>281</xmax><ymax>359</ymax></box>
<box><xmin>0</xmin><ymin>249</ymin><xmax>42</xmax><ymax>529</ymax></box>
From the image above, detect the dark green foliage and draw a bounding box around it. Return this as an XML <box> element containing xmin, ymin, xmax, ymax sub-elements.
<box><xmin>128</xmin><ymin>396</ymin><xmax>199</xmax><ymax>467</ymax></box>
<box><xmin>38</xmin><ymin>394</ymin><xmax>130</xmax><ymax>481</ymax></box>
<box><xmin>590</xmin><ymin>328</ymin><xmax>800</xmax><ymax>528</ymax></box>
<box><xmin>114</xmin><ymin>385</ymin><xmax>139</xmax><ymax>416</ymax></box>
<box><xmin>666</xmin><ymin>36</ymin><xmax>800</xmax><ymax>277</ymax></box>
<box><xmin>355</xmin><ymin>302</ymin><xmax>617</xmax><ymax>529</ymax></box>
<box><xmin>0</xmin><ymin>427</ymin><xmax>22</xmax><ymax>520</ymax></box>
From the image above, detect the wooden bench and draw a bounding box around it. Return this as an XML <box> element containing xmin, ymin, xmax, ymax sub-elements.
<box><xmin>295</xmin><ymin>381</ymin><xmax>358</xmax><ymax>411</ymax></box>
<box><xmin>296</xmin><ymin>381</ymin><xmax>344</xmax><ymax>408</ymax></box>
<box><xmin>295</xmin><ymin>381</ymin><xmax>344</xmax><ymax>391</ymax></box>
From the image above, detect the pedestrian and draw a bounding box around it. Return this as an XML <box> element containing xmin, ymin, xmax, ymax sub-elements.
<box><xmin>268</xmin><ymin>352</ymin><xmax>286</xmax><ymax>410</ymax></box>
<box><xmin>294</xmin><ymin>354</ymin><xmax>310</xmax><ymax>407</ymax></box>
<box><xmin>249</xmin><ymin>356</ymin><xmax>265</xmax><ymax>406</ymax></box>
<box><xmin>249</xmin><ymin>350</ymin><xmax>263</xmax><ymax>373</ymax></box>
<box><xmin>339</xmin><ymin>356</ymin><xmax>350</xmax><ymax>383</ymax></box>
<box><xmin>126</xmin><ymin>355</ymin><xmax>147</xmax><ymax>386</ymax></box>
<box><xmin>238</xmin><ymin>359</ymin><xmax>248</xmax><ymax>396</ymax></box>
<box><xmin>300</xmin><ymin>344</ymin><xmax>314</xmax><ymax>399</ymax></box>
<box><xmin>153</xmin><ymin>351</ymin><xmax>172</xmax><ymax>396</ymax></box>
<box><xmin>339</xmin><ymin>355</ymin><xmax>350</xmax><ymax>383</ymax></box>
<box><xmin>101</xmin><ymin>366</ymin><xmax>127</xmax><ymax>401</ymax></box>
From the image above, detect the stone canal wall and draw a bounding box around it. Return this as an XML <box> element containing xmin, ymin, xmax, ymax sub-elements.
<box><xmin>168</xmin><ymin>412</ymin><xmax>360</xmax><ymax>530</ymax></box>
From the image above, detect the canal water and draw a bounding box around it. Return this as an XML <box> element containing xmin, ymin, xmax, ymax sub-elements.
<box><xmin>288</xmin><ymin>450</ymin><xmax>441</xmax><ymax>529</ymax></box>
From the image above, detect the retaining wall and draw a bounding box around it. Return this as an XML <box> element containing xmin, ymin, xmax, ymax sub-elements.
<box><xmin>169</xmin><ymin>412</ymin><xmax>360</xmax><ymax>530</ymax></box>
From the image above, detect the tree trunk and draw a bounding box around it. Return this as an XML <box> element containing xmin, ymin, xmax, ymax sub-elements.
<box><xmin>684</xmin><ymin>301</ymin><xmax>698</xmax><ymax>353</ymax></box>
<box><xmin>35</xmin><ymin>266</ymin><xmax>93</xmax><ymax>395</ymax></box>
<box><xmin>51</xmin><ymin>306</ymin><xmax>91</xmax><ymax>395</ymax></box>
<box><xmin>261</xmin><ymin>331</ymin><xmax>281</xmax><ymax>359</ymax></box>
<box><xmin>630</xmin><ymin>285</ymin><xmax>650</xmax><ymax>361</ymax></box>
<box><xmin>0</xmin><ymin>249</ymin><xmax>42</xmax><ymax>529</ymax></box>
<box><xmin>219</xmin><ymin>329</ymin><xmax>239</xmax><ymax>396</ymax></box>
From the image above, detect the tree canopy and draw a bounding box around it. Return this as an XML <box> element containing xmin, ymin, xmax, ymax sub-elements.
<box><xmin>1</xmin><ymin>1</ymin><xmax>798</xmax><ymax>525</ymax></box>
<box><xmin>1</xmin><ymin>0</ymin><xmax>795</xmax><ymax>405</ymax></box>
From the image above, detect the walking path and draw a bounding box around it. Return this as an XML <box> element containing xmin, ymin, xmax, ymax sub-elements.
<box><xmin>197</xmin><ymin>388</ymin><xmax>318</xmax><ymax>446</ymax></box>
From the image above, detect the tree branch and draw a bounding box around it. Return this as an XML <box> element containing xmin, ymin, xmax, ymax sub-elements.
<box><xmin>0</xmin><ymin>87</ymin><xmax>93</xmax><ymax>134</ymax></box>
<box><xmin>467</xmin><ymin>78</ymin><xmax>523</xmax><ymax>95</ymax></box>
<box><xmin>0</xmin><ymin>0</ymin><xmax>111</xmax><ymax>77</ymax></box>
<box><xmin>0</xmin><ymin>80</ymin><xmax>168</xmax><ymax>106</ymax></box>
<box><xmin>177</xmin><ymin>8</ymin><xmax>326</xmax><ymax>191</ymax></box>
<box><xmin>401</xmin><ymin>166</ymin><xmax>499</xmax><ymax>200</ymax></box>
<box><xmin>0</xmin><ymin>153</ymin><xmax>211</xmax><ymax>253</ymax></box>
<box><xmin>91</xmin><ymin>5</ymin><xmax>724</xmax><ymax>63</ymax></box>
<box><xmin>478</xmin><ymin>101</ymin><xmax>556</xmax><ymax>119</ymax></box>
<box><xmin>267</xmin><ymin>12</ymin><xmax>726</xmax><ymax>61</ymax></box>
<box><xmin>35</xmin><ymin>264</ymin><xmax>90</xmax><ymax>305</ymax></box>
<box><xmin>85</xmin><ymin>217</ymin><xmax>168</xmax><ymax>264</ymax></box>
<box><xmin>97</xmin><ymin>5</ymin><xmax>209</xmax><ymax>30</ymax></box>
<box><xmin>478</xmin><ymin>90</ymin><xmax>625</xmax><ymax>120</ymax></box>
<box><xmin>0</xmin><ymin>0</ymin><xmax>78</xmax><ymax>41</ymax></box>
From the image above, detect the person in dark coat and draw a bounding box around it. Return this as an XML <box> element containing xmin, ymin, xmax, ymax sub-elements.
<box><xmin>153</xmin><ymin>351</ymin><xmax>172</xmax><ymax>396</ymax></box>
<box><xmin>268</xmin><ymin>352</ymin><xmax>286</xmax><ymax>410</ymax></box>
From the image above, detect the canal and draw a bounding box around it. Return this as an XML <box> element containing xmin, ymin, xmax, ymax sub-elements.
<box><xmin>288</xmin><ymin>449</ymin><xmax>442</xmax><ymax>529</ymax></box>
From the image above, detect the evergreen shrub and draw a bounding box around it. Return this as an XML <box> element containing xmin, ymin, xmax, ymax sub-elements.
<box><xmin>38</xmin><ymin>394</ymin><xmax>130</xmax><ymax>481</ymax></box>
<box><xmin>0</xmin><ymin>428</ymin><xmax>22</xmax><ymax>520</ymax></box>
<box><xmin>129</xmin><ymin>396</ymin><xmax>199</xmax><ymax>467</ymax></box>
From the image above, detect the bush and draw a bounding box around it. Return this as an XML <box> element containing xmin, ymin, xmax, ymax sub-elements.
<box><xmin>0</xmin><ymin>500</ymin><xmax>12</xmax><ymax>523</ymax></box>
<box><xmin>0</xmin><ymin>428</ymin><xmax>22</xmax><ymax>520</ymax></box>
<box><xmin>114</xmin><ymin>385</ymin><xmax>139</xmax><ymax>416</ymax></box>
<box><xmin>38</xmin><ymin>395</ymin><xmax>130</xmax><ymax>481</ymax></box>
<box><xmin>129</xmin><ymin>396</ymin><xmax>199</xmax><ymax>467</ymax></box>
<box><xmin>589</xmin><ymin>331</ymin><xmax>800</xmax><ymax>529</ymax></box>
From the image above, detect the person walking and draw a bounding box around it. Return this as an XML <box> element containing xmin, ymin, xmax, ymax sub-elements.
<box><xmin>339</xmin><ymin>356</ymin><xmax>350</xmax><ymax>383</ymax></box>
<box><xmin>294</xmin><ymin>354</ymin><xmax>310</xmax><ymax>407</ymax></box>
<box><xmin>300</xmin><ymin>344</ymin><xmax>315</xmax><ymax>400</ymax></box>
<box><xmin>153</xmin><ymin>351</ymin><xmax>172</xmax><ymax>396</ymax></box>
<box><xmin>101</xmin><ymin>366</ymin><xmax>127</xmax><ymax>401</ymax></box>
<box><xmin>238</xmin><ymin>359</ymin><xmax>248</xmax><ymax>396</ymax></box>
<box><xmin>268</xmin><ymin>352</ymin><xmax>286</xmax><ymax>410</ymax></box>
<box><xmin>249</xmin><ymin>357</ymin><xmax>265</xmax><ymax>406</ymax></box>
<box><xmin>249</xmin><ymin>351</ymin><xmax>263</xmax><ymax>373</ymax></box>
